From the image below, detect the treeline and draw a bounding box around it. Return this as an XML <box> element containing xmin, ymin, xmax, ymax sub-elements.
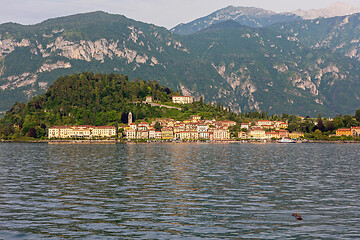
<box><xmin>294</xmin><ymin>113</ymin><xmax>360</xmax><ymax>140</ymax></box>
<box><xmin>0</xmin><ymin>72</ymin><xmax>177</xmax><ymax>139</ymax></box>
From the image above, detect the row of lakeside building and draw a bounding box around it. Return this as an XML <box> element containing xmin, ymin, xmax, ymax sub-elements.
<box><xmin>47</xmin><ymin>115</ymin><xmax>360</xmax><ymax>140</ymax></box>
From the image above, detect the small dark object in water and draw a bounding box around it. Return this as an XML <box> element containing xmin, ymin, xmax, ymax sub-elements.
<box><xmin>292</xmin><ymin>212</ymin><xmax>302</xmax><ymax>220</ymax></box>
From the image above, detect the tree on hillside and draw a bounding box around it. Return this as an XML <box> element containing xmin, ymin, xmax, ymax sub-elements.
<box><xmin>343</xmin><ymin>114</ymin><xmax>357</xmax><ymax>128</ymax></box>
<box><xmin>288</xmin><ymin>122</ymin><xmax>298</xmax><ymax>132</ymax></box>
<box><xmin>27</xmin><ymin>128</ymin><xmax>37</xmax><ymax>138</ymax></box>
<box><xmin>154</xmin><ymin>122</ymin><xmax>162</xmax><ymax>131</ymax></box>
<box><xmin>312</xmin><ymin>114</ymin><xmax>325</xmax><ymax>132</ymax></box>
<box><xmin>355</xmin><ymin>109</ymin><xmax>360</xmax><ymax>122</ymax></box>
<box><xmin>325</xmin><ymin>121</ymin><xmax>335</xmax><ymax>132</ymax></box>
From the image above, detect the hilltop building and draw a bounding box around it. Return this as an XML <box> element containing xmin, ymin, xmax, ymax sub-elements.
<box><xmin>172</xmin><ymin>95</ymin><xmax>194</xmax><ymax>104</ymax></box>
<box><xmin>145</xmin><ymin>96</ymin><xmax>153</xmax><ymax>103</ymax></box>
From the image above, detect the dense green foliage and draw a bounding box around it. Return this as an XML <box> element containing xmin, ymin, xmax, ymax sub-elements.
<box><xmin>284</xmin><ymin>113</ymin><xmax>360</xmax><ymax>141</ymax></box>
<box><xmin>0</xmin><ymin>73</ymin><xmax>178</xmax><ymax>139</ymax></box>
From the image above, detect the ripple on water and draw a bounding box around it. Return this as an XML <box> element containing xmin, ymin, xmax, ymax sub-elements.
<box><xmin>0</xmin><ymin>143</ymin><xmax>359</xmax><ymax>239</ymax></box>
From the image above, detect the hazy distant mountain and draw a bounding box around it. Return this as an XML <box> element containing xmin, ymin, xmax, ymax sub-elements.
<box><xmin>171</xmin><ymin>2</ymin><xmax>360</xmax><ymax>36</ymax></box>
<box><xmin>171</xmin><ymin>6</ymin><xmax>301</xmax><ymax>35</ymax></box>
<box><xmin>292</xmin><ymin>2</ymin><xmax>360</xmax><ymax>19</ymax></box>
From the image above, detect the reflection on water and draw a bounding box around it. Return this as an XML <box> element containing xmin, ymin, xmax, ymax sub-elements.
<box><xmin>0</xmin><ymin>143</ymin><xmax>360</xmax><ymax>239</ymax></box>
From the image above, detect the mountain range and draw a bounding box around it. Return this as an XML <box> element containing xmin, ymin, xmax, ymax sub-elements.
<box><xmin>1</xmin><ymin>2</ymin><xmax>360</xmax><ymax>117</ymax></box>
<box><xmin>171</xmin><ymin>2</ymin><xmax>360</xmax><ymax>35</ymax></box>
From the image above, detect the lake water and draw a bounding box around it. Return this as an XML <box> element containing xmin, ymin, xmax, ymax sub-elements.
<box><xmin>0</xmin><ymin>143</ymin><xmax>359</xmax><ymax>239</ymax></box>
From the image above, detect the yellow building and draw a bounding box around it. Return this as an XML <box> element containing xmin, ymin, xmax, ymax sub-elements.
<box><xmin>274</xmin><ymin>121</ymin><xmax>288</xmax><ymax>130</ymax></box>
<box><xmin>161</xmin><ymin>128</ymin><xmax>174</xmax><ymax>139</ymax></box>
<box><xmin>336</xmin><ymin>128</ymin><xmax>351</xmax><ymax>136</ymax></box>
<box><xmin>248</xmin><ymin>127</ymin><xmax>266</xmax><ymax>139</ymax></box>
<box><xmin>265</xmin><ymin>132</ymin><xmax>280</xmax><ymax>139</ymax></box>
<box><xmin>289</xmin><ymin>132</ymin><xmax>304</xmax><ymax>139</ymax></box>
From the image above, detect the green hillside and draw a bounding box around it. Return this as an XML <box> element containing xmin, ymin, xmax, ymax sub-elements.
<box><xmin>1</xmin><ymin>11</ymin><xmax>360</xmax><ymax>117</ymax></box>
<box><xmin>269</xmin><ymin>13</ymin><xmax>360</xmax><ymax>62</ymax></box>
<box><xmin>0</xmin><ymin>73</ymin><xmax>174</xmax><ymax>138</ymax></box>
<box><xmin>0</xmin><ymin>72</ymin><xmax>246</xmax><ymax>139</ymax></box>
<box><xmin>0</xmin><ymin>11</ymin><xmax>232</xmax><ymax>114</ymax></box>
<box><xmin>183</xmin><ymin>21</ymin><xmax>360</xmax><ymax>116</ymax></box>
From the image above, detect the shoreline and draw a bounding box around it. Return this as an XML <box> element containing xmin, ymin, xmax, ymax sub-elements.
<box><xmin>1</xmin><ymin>139</ymin><xmax>360</xmax><ymax>144</ymax></box>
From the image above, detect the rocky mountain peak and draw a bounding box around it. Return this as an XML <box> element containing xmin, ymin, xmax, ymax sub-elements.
<box><xmin>171</xmin><ymin>5</ymin><xmax>300</xmax><ymax>35</ymax></box>
<box><xmin>292</xmin><ymin>2</ymin><xmax>360</xmax><ymax>19</ymax></box>
<box><xmin>216</xmin><ymin>5</ymin><xmax>276</xmax><ymax>17</ymax></box>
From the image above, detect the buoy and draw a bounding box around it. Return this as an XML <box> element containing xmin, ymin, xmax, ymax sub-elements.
<box><xmin>292</xmin><ymin>212</ymin><xmax>302</xmax><ymax>220</ymax></box>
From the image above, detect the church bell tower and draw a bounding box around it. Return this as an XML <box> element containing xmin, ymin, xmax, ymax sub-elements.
<box><xmin>128</xmin><ymin>112</ymin><xmax>133</xmax><ymax>124</ymax></box>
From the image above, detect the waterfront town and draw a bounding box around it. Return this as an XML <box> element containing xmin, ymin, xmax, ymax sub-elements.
<box><xmin>47</xmin><ymin>112</ymin><xmax>360</xmax><ymax>141</ymax></box>
<box><xmin>45</xmin><ymin>95</ymin><xmax>360</xmax><ymax>141</ymax></box>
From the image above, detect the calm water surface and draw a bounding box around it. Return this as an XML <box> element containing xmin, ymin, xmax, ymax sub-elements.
<box><xmin>0</xmin><ymin>143</ymin><xmax>359</xmax><ymax>239</ymax></box>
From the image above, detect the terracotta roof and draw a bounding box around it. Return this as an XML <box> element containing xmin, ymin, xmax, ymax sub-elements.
<box><xmin>92</xmin><ymin>126</ymin><xmax>116</xmax><ymax>129</ymax></box>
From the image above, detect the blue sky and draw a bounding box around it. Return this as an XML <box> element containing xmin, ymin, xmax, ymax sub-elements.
<box><xmin>1</xmin><ymin>0</ymin><xmax>360</xmax><ymax>29</ymax></box>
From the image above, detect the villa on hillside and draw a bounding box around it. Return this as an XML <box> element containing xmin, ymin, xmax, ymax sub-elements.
<box><xmin>172</xmin><ymin>95</ymin><xmax>194</xmax><ymax>104</ymax></box>
<box><xmin>145</xmin><ymin>96</ymin><xmax>153</xmax><ymax>103</ymax></box>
